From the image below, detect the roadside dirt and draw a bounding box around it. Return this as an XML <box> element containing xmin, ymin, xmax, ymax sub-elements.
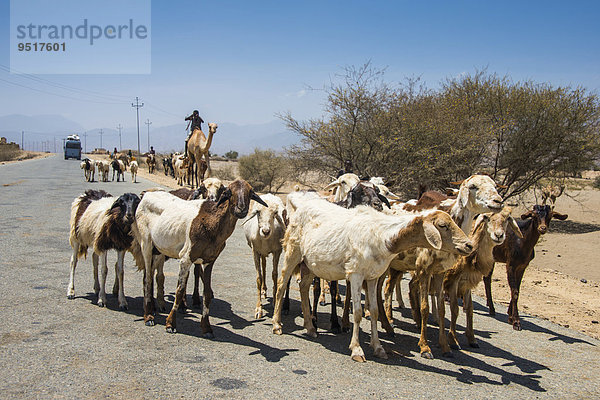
<box><xmin>0</xmin><ymin>151</ymin><xmax>53</xmax><ymax>165</ymax></box>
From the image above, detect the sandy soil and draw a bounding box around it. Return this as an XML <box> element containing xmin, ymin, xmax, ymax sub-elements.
<box><xmin>84</xmin><ymin>154</ymin><xmax>600</xmax><ymax>339</ymax></box>
<box><xmin>0</xmin><ymin>151</ymin><xmax>53</xmax><ymax>165</ymax></box>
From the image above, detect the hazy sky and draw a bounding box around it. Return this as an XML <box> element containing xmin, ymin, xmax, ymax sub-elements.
<box><xmin>0</xmin><ymin>0</ymin><xmax>598</xmax><ymax>131</ymax></box>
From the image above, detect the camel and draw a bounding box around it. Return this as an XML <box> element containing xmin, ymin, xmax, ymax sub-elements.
<box><xmin>187</xmin><ymin>123</ymin><xmax>218</xmax><ymax>187</ymax></box>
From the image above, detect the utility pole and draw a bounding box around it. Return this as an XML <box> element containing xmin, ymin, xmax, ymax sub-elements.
<box><xmin>83</xmin><ymin>131</ymin><xmax>87</xmax><ymax>154</ymax></box>
<box><xmin>21</xmin><ymin>131</ymin><xmax>24</xmax><ymax>150</ymax></box>
<box><xmin>145</xmin><ymin>119</ymin><xmax>152</xmax><ymax>152</ymax></box>
<box><xmin>132</xmin><ymin>97</ymin><xmax>144</xmax><ymax>156</ymax></box>
<box><xmin>116</xmin><ymin>124</ymin><xmax>123</xmax><ymax>151</ymax></box>
<box><xmin>99</xmin><ymin>129</ymin><xmax>103</xmax><ymax>150</ymax></box>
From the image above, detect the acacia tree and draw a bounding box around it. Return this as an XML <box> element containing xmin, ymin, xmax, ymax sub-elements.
<box><xmin>282</xmin><ymin>65</ymin><xmax>600</xmax><ymax>199</ymax></box>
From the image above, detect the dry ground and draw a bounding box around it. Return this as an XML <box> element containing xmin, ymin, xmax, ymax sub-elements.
<box><xmin>88</xmin><ymin>153</ymin><xmax>600</xmax><ymax>340</ymax></box>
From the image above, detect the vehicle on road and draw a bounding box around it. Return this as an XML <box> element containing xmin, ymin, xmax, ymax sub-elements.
<box><xmin>64</xmin><ymin>134</ymin><xmax>82</xmax><ymax>160</ymax></box>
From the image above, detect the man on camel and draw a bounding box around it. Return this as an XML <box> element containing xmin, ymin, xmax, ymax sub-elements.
<box><xmin>184</xmin><ymin>110</ymin><xmax>204</xmax><ymax>155</ymax></box>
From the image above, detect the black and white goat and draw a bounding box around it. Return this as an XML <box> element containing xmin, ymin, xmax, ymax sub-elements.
<box><xmin>111</xmin><ymin>159</ymin><xmax>125</xmax><ymax>182</ymax></box>
<box><xmin>67</xmin><ymin>190</ymin><xmax>141</xmax><ymax>309</ymax></box>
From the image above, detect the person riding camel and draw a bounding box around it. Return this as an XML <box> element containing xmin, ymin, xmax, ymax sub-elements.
<box><xmin>184</xmin><ymin>110</ymin><xmax>204</xmax><ymax>155</ymax></box>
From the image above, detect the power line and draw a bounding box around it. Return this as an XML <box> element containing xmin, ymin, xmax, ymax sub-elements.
<box><xmin>132</xmin><ymin>97</ymin><xmax>144</xmax><ymax>156</ymax></box>
<box><xmin>0</xmin><ymin>64</ymin><xmax>131</xmax><ymax>102</ymax></box>
<box><xmin>0</xmin><ymin>77</ymin><xmax>128</xmax><ymax>105</ymax></box>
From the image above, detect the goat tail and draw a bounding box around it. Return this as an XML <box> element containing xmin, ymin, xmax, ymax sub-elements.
<box><xmin>128</xmin><ymin>237</ymin><xmax>146</xmax><ymax>271</ymax></box>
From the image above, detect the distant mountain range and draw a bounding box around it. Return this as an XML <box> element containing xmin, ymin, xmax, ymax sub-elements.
<box><xmin>0</xmin><ymin>114</ymin><xmax>300</xmax><ymax>155</ymax></box>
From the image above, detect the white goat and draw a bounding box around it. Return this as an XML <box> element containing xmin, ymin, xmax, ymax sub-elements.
<box><xmin>174</xmin><ymin>157</ymin><xmax>189</xmax><ymax>186</ymax></box>
<box><xmin>380</xmin><ymin>174</ymin><xmax>504</xmax><ymax>358</ymax></box>
<box><xmin>242</xmin><ymin>193</ymin><xmax>287</xmax><ymax>319</ymax></box>
<box><xmin>132</xmin><ymin>179</ymin><xmax>268</xmax><ymax>337</ymax></box>
<box><xmin>369</xmin><ymin>177</ymin><xmax>401</xmax><ymax>201</ymax></box>
<box><xmin>202</xmin><ymin>177</ymin><xmax>225</xmax><ymax>201</ymax></box>
<box><xmin>272</xmin><ymin>196</ymin><xmax>473</xmax><ymax>362</ymax></box>
<box><xmin>130</xmin><ymin>160</ymin><xmax>139</xmax><ymax>183</ymax></box>
<box><xmin>97</xmin><ymin>160</ymin><xmax>110</xmax><ymax>182</ymax></box>
<box><xmin>324</xmin><ymin>173</ymin><xmax>361</xmax><ymax>202</ymax></box>
<box><xmin>67</xmin><ymin>190</ymin><xmax>141</xmax><ymax>309</ymax></box>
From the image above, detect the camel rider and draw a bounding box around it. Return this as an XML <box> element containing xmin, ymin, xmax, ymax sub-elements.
<box><xmin>184</xmin><ymin>110</ymin><xmax>204</xmax><ymax>155</ymax></box>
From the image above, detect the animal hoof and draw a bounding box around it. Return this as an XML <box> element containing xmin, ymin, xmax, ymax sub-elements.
<box><xmin>469</xmin><ymin>342</ymin><xmax>480</xmax><ymax>348</ymax></box>
<box><xmin>449</xmin><ymin>344</ymin><xmax>460</xmax><ymax>350</ymax></box>
<box><xmin>331</xmin><ymin>325</ymin><xmax>341</xmax><ymax>334</ymax></box>
<box><xmin>421</xmin><ymin>352</ymin><xmax>434</xmax><ymax>360</ymax></box>
<box><xmin>341</xmin><ymin>326</ymin><xmax>351</xmax><ymax>334</ymax></box>
<box><xmin>385</xmin><ymin>330</ymin><xmax>395</xmax><ymax>338</ymax></box>
<box><xmin>351</xmin><ymin>355</ymin><xmax>366</xmax><ymax>363</ymax></box>
<box><xmin>442</xmin><ymin>351</ymin><xmax>454</xmax><ymax>358</ymax></box>
<box><xmin>119</xmin><ymin>305</ymin><xmax>128</xmax><ymax>311</ymax></box>
<box><xmin>305</xmin><ymin>329</ymin><xmax>318</xmax><ymax>338</ymax></box>
<box><xmin>488</xmin><ymin>309</ymin><xmax>496</xmax><ymax>316</ymax></box>
<box><xmin>203</xmin><ymin>332</ymin><xmax>215</xmax><ymax>339</ymax></box>
<box><xmin>67</xmin><ymin>295</ymin><xmax>74</xmax><ymax>300</ymax></box>
<box><xmin>513</xmin><ymin>323</ymin><xmax>522</xmax><ymax>331</ymax></box>
<box><xmin>97</xmin><ymin>301</ymin><xmax>105</xmax><ymax>308</ymax></box>
<box><xmin>272</xmin><ymin>325</ymin><xmax>283</xmax><ymax>335</ymax></box>
<box><xmin>145</xmin><ymin>320</ymin><xmax>154</xmax><ymax>327</ymax></box>
<box><xmin>319</xmin><ymin>300</ymin><xmax>326</xmax><ymax>307</ymax></box>
<box><xmin>166</xmin><ymin>326</ymin><xmax>177</xmax><ymax>334</ymax></box>
<box><xmin>374</xmin><ymin>347</ymin><xmax>388</xmax><ymax>359</ymax></box>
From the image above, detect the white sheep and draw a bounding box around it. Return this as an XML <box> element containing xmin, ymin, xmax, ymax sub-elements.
<box><xmin>242</xmin><ymin>193</ymin><xmax>287</xmax><ymax>319</ymax></box>
<box><xmin>271</xmin><ymin>195</ymin><xmax>473</xmax><ymax>362</ymax></box>
<box><xmin>130</xmin><ymin>160</ymin><xmax>139</xmax><ymax>183</ymax></box>
<box><xmin>67</xmin><ymin>190</ymin><xmax>141</xmax><ymax>309</ymax></box>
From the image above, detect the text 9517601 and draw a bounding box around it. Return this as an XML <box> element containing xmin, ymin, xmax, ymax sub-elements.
<box><xmin>17</xmin><ymin>42</ymin><xmax>66</xmax><ymax>52</ymax></box>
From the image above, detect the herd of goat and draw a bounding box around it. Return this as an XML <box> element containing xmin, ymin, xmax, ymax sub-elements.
<box><xmin>80</xmin><ymin>152</ymin><xmax>206</xmax><ymax>188</ymax></box>
<box><xmin>68</xmin><ymin>165</ymin><xmax>569</xmax><ymax>362</ymax></box>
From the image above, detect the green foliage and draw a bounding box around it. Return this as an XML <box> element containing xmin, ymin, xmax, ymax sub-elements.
<box><xmin>238</xmin><ymin>149</ymin><xmax>289</xmax><ymax>193</ymax></box>
<box><xmin>224</xmin><ymin>150</ymin><xmax>239</xmax><ymax>160</ymax></box>
<box><xmin>282</xmin><ymin>63</ymin><xmax>600</xmax><ymax>199</ymax></box>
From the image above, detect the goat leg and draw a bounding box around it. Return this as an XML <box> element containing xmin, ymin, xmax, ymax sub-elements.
<box><xmin>483</xmin><ymin>265</ymin><xmax>495</xmax><ymax>316</ymax></box>
<box><xmin>329</xmin><ymin>280</ymin><xmax>341</xmax><ymax>333</ymax></box>
<box><xmin>199</xmin><ymin>262</ymin><xmax>215</xmax><ymax>338</ymax></box>
<box><xmin>377</xmin><ymin>272</ymin><xmax>395</xmax><ymax>336</ymax></box>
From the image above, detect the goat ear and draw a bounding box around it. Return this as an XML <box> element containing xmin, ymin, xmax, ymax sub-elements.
<box><xmin>520</xmin><ymin>211</ymin><xmax>533</xmax><ymax>220</ymax></box>
<box><xmin>551</xmin><ymin>211</ymin><xmax>568</xmax><ymax>220</ymax></box>
<box><xmin>282</xmin><ymin>209</ymin><xmax>288</xmax><ymax>226</ymax></box>
<box><xmin>423</xmin><ymin>221</ymin><xmax>442</xmax><ymax>250</ymax></box>
<box><xmin>378</xmin><ymin>193</ymin><xmax>391</xmax><ymax>208</ymax></box>
<box><xmin>450</xmin><ymin>180</ymin><xmax>464</xmax><ymax>186</ymax></box>
<box><xmin>324</xmin><ymin>181</ymin><xmax>340</xmax><ymax>192</ymax></box>
<box><xmin>508</xmin><ymin>217</ymin><xmax>523</xmax><ymax>238</ymax></box>
<box><xmin>250</xmin><ymin>191</ymin><xmax>268</xmax><ymax>207</ymax></box>
<box><xmin>471</xmin><ymin>214</ymin><xmax>487</xmax><ymax>233</ymax></box>
<box><xmin>216</xmin><ymin>189</ymin><xmax>231</xmax><ymax>206</ymax></box>
<box><xmin>457</xmin><ymin>185</ymin><xmax>469</xmax><ymax>208</ymax></box>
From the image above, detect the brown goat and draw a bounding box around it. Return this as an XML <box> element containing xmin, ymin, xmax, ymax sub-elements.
<box><xmin>484</xmin><ymin>204</ymin><xmax>568</xmax><ymax>330</ymax></box>
<box><xmin>443</xmin><ymin>208</ymin><xmax>522</xmax><ymax>352</ymax></box>
<box><xmin>134</xmin><ymin>179</ymin><xmax>267</xmax><ymax>336</ymax></box>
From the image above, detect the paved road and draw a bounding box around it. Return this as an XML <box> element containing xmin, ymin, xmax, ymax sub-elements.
<box><xmin>1</xmin><ymin>155</ymin><xmax>599</xmax><ymax>399</ymax></box>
